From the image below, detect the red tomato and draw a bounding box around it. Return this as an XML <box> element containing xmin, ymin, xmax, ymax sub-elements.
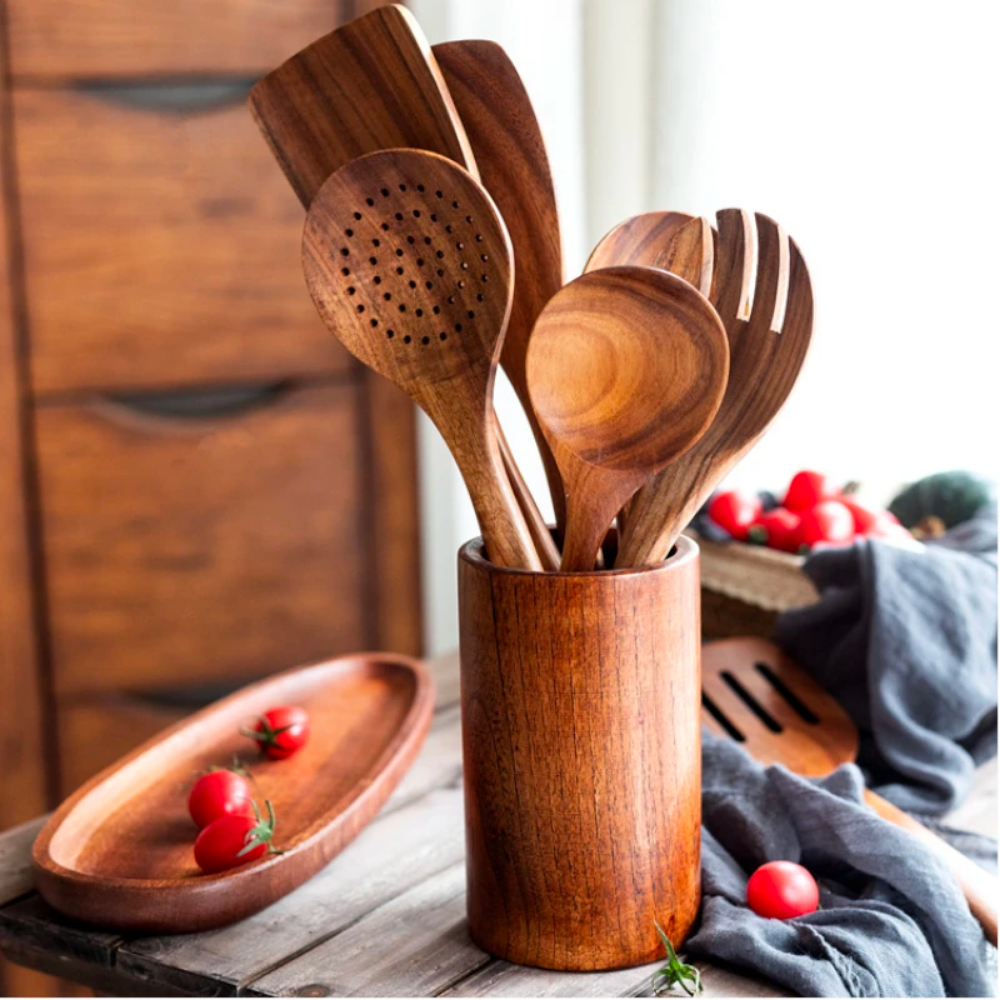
<box><xmin>243</xmin><ymin>706</ymin><xmax>310</xmax><ymax>760</ymax></box>
<box><xmin>708</xmin><ymin>490</ymin><xmax>762</xmax><ymax>541</ymax></box>
<box><xmin>194</xmin><ymin>800</ymin><xmax>277</xmax><ymax>874</ymax></box>
<box><xmin>784</xmin><ymin>471</ymin><xmax>840</xmax><ymax>512</ymax></box>
<box><xmin>748</xmin><ymin>508</ymin><xmax>801</xmax><ymax>553</ymax></box>
<box><xmin>840</xmin><ymin>498</ymin><xmax>900</xmax><ymax>536</ymax></box>
<box><xmin>188</xmin><ymin>769</ymin><xmax>254</xmax><ymax>829</ymax></box>
<box><xmin>747</xmin><ymin>860</ymin><xmax>820</xmax><ymax>919</ymax></box>
<box><xmin>796</xmin><ymin>500</ymin><xmax>855</xmax><ymax>550</ymax></box>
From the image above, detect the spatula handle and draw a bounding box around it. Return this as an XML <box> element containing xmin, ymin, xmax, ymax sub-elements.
<box><xmin>864</xmin><ymin>789</ymin><xmax>997</xmax><ymax>945</ymax></box>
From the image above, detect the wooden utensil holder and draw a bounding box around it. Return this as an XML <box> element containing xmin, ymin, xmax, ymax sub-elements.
<box><xmin>458</xmin><ymin>535</ymin><xmax>702</xmax><ymax>971</ymax></box>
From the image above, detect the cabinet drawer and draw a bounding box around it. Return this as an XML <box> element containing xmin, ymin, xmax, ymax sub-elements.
<box><xmin>15</xmin><ymin>87</ymin><xmax>348</xmax><ymax>394</ymax></box>
<box><xmin>36</xmin><ymin>382</ymin><xmax>371</xmax><ymax>696</ymax></box>
<box><xmin>7</xmin><ymin>0</ymin><xmax>341</xmax><ymax>79</ymax></box>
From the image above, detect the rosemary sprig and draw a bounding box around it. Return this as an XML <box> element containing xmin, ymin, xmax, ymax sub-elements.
<box><xmin>652</xmin><ymin>921</ymin><xmax>703</xmax><ymax>996</ymax></box>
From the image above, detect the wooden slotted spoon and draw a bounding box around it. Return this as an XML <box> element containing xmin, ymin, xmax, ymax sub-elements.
<box><xmin>249</xmin><ymin>5</ymin><xmax>557</xmax><ymax>569</ymax></box>
<box><xmin>617</xmin><ymin>210</ymin><xmax>808</xmax><ymax>567</ymax></box>
<box><xmin>526</xmin><ymin>266</ymin><xmax>729</xmax><ymax>571</ymax></box>
<box><xmin>703</xmin><ymin>637</ymin><xmax>998</xmax><ymax>945</ymax></box>
<box><xmin>302</xmin><ymin>149</ymin><xmax>541</xmax><ymax>571</ymax></box>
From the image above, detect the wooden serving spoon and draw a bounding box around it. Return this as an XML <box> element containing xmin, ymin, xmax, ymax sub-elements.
<box><xmin>434</xmin><ymin>40</ymin><xmax>567</xmax><ymax>539</ymax></box>
<box><xmin>249</xmin><ymin>5</ymin><xmax>557</xmax><ymax>569</ymax></box>
<box><xmin>526</xmin><ymin>267</ymin><xmax>729</xmax><ymax>571</ymax></box>
<box><xmin>302</xmin><ymin>149</ymin><xmax>541</xmax><ymax>571</ymax></box>
<box><xmin>702</xmin><ymin>637</ymin><xmax>998</xmax><ymax>946</ymax></box>
<box><xmin>617</xmin><ymin>210</ymin><xmax>809</xmax><ymax>567</ymax></box>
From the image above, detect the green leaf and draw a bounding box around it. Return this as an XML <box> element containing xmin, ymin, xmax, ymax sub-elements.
<box><xmin>652</xmin><ymin>922</ymin><xmax>703</xmax><ymax>997</ymax></box>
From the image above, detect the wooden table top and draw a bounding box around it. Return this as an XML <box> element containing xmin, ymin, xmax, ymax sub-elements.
<box><xmin>0</xmin><ymin>651</ymin><xmax>993</xmax><ymax>998</ymax></box>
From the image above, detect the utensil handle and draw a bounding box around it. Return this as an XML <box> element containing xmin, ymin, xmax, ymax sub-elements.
<box><xmin>451</xmin><ymin>414</ymin><xmax>543</xmax><ymax>572</ymax></box>
<box><xmin>864</xmin><ymin>788</ymin><xmax>998</xmax><ymax>945</ymax></box>
<box><xmin>495</xmin><ymin>421</ymin><xmax>559</xmax><ymax>571</ymax></box>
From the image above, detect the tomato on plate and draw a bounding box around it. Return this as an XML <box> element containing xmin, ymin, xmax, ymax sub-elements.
<box><xmin>747</xmin><ymin>860</ymin><xmax>819</xmax><ymax>919</ymax></box>
<box><xmin>188</xmin><ymin>768</ymin><xmax>254</xmax><ymax>829</ymax></box>
<box><xmin>708</xmin><ymin>490</ymin><xmax>762</xmax><ymax>541</ymax></box>
<box><xmin>194</xmin><ymin>800</ymin><xmax>279</xmax><ymax>874</ymax></box>
<box><xmin>784</xmin><ymin>471</ymin><xmax>840</xmax><ymax>512</ymax></box>
<box><xmin>796</xmin><ymin>500</ymin><xmax>855</xmax><ymax>550</ymax></box>
<box><xmin>748</xmin><ymin>507</ymin><xmax>801</xmax><ymax>553</ymax></box>
<box><xmin>243</xmin><ymin>706</ymin><xmax>310</xmax><ymax>760</ymax></box>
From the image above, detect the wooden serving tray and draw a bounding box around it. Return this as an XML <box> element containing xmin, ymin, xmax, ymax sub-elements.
<box><xmin>32</xmin><ymin>653</ymin><xmax>434</xmax><ymax>933</ymax></box>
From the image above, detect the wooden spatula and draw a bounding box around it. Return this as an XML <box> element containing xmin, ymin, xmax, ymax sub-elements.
<box><xmin>617</xmin><ymin>211</ymin><xmax>809</xmax><ymax>567</ymax></box>
<box><xmin>303</xmin><ymin>149</ymin><xmax>541</xmax><ymax>571</ymax></box>
<box><xmin>249</xmin><ymin>6</ymin><xmax>557</xmax><ymax>569</ymax></box>
<box><xmin>433</xmin><ymin>40</ymin><xmax>567</xmax><ymax>538</ymax></box>
<box><xmin>526</xmin><ymin>267</ymin><xmax>729</xmax><ymax>571</ymax></box>
<box><xmin>703</xmin><ymin>637</ymin><xmax>998</xmax><ymax>945</ymax></box>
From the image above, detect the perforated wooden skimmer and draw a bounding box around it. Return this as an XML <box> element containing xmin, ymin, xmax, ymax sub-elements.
<box><xmin>302</xmin><ymin>148</ymin><xmax>541</xmax><ymax>571</ymax></box>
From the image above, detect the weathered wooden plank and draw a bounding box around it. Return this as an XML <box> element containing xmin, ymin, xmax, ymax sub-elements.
<box><xmin>245</xmin><ymin>863</ymin><xmax>489</xmax><ymax>997</ymax></box>
<box><xmin>0</xmin><ymin>895</ymin><xmax>121</xmax><ymax>968</ymax></box>
<box><xmin>117</xmin><ymin>786</ymin><xmax>466</xmax><ymax>996</ymax></box>
<box><xmin>442</xmin><ymin>957</ymin><xmax>662</xmax><ymax>998</ymax></box>
<box><xmin>427</xmin><ymin>651</ymin><xmax>461</xmax><ymax>712</ymax></box>
<box><xmin>383</xmin><ymin>703</ymin><xmax>462</xmax><ymax>813</ymax></box>
<box><xmin>0</xmin><ymin>817</ymin><xmax>44</xmax><ymax>905</ymax></box>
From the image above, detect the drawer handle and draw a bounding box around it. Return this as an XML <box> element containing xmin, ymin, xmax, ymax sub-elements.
<box><xmin>74</xmin><ymin>80</ymin><xmax>254</xmax><ymax>114</ymax></box>
<box><xmin>102</xmin><ymin>382</ymin><xmax>291</xmax><ymax>421</ymax></box>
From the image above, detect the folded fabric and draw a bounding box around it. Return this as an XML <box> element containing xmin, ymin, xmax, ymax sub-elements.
<box><xmin>775</xmin><ymin>503</ymin><xmax>998</xmax><ymax>814</ymax></box>
<box><xmin>687</xmin><ymin>735</ymin><xmax>995</xmax><ymax>998</ymax></box>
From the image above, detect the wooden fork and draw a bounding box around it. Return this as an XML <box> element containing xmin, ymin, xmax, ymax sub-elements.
<box><xmin>616</xmin><ymin>210</ymin><xmax>811</xmax><ymax>567</ymax></box>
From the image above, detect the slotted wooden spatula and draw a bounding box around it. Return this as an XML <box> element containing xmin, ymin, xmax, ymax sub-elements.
<box><xmin>703</xmin><ymin>637</ymin><xmax>998</xmax><ymax>945</ymax></box>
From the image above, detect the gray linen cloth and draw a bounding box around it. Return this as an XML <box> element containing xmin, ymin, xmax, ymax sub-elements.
<box><xmin>775</xmin><ymin>503</ymin><xmax>998</xmax><ymax>814</ymax></box>
<box><xmin>688</xmin><ymin>735</ymin><xmax>996</xmax><ymax>998</ymax></box>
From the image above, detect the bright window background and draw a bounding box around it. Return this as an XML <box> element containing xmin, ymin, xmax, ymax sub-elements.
<box><xmin>413</xmin><ymin>0</ymin><xmax>999</xmax><ymax>653</ymax></box>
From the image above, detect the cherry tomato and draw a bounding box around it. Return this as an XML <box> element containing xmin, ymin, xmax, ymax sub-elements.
<box><xmin>748</xmin><ymin>507</ymin><xmax>801</xmax><ymax>553</ymax></box>
<box><xmin>784</xmin><ymin>471</ymin><xmax>841</xmax><ymax>512</ymax></box>
<box><xmin>242</xmin><ymin>705</ymin><xmax>310</xmax><ymax>760</ymax></box>
<box><xmin>840</xmin><ymin>497</ymin><xmax>900</xmax><ymax>536</ymax></box>
<box><xmin>188</xmin><ymin>769</ymin><xmax>254</xmax><ymax>829</ymax></box>
<box><xmin>796</xmin><ymin>500</ymin><xmax>855</xmax><ymax>551</ymax></box>
<box><xmin>747</xmin><ymin>860</ymin><xmax>819</xmax><ymax>919</ymax></box>
<box><xmin>708</xmin><ymin>490</ymin><xmax>762</xmax><ymax>541</ymax></box>
<box><xmin>194</xmin><ymin>800</ymin><xmax>278</xmax><ymax>874</ymax></box>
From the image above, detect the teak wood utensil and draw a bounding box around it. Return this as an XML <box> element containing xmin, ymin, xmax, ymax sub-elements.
<box><xmin>702</xmin><ymin>637</ymin><xmax>998</xmax><ymax>946</ymax></box>
<box><xmin>459</xmin><ymin>534</ymin><xmax>702</xmax><ymax>970</ymax></box>
<box><xmin>526</xmin><ymin>266</ymin><xmax>729</xmax><ymax>571</ymax></box>
<box><xmin>587</xmin><ymin>211</ymin><xmax>715</xmax><ymax>298</ymax></box>
<box><xmin>248</xmin><ymin>7</ymin><xmax>556</xmax><ymax>570</ymax></box>
<box><xmin>32</xmin><ymin>653</ymin><xmax>434</xmax><ymax>933</ymax></box>
<box><xmin>433</xmin><ymin>40</ymin><xmax>567</xmax><ymax>537</ymax></box>
<box><xmin>617</xmin><ymin>210</ymin><xmax>809</xmax><ymax>566</ymax></box>
<box><xmin>248</xmin><ymin>4</ymin><xmax>474</xmax><ymax>209</ymax></box>
<box><xmin>302</xmin><ymin>148</ymin><xmax>542</xmax><ymax>571</ymax></box>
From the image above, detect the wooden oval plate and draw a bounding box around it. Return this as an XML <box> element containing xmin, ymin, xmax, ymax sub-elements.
<box><xmin>33</xmin><ymin>653</ymin><xmax>434</xmax><ymax>933</ymax></box>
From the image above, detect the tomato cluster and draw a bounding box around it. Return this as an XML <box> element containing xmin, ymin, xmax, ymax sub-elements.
<box><xmin>707</xmin><ymin>470</ymin><xmax>911</xmax><ymax>554</ymax></box>
<box><xmin>185</xmin><ymin>704</ymin><xmax>311</xmax><ymax>875</ymax></box>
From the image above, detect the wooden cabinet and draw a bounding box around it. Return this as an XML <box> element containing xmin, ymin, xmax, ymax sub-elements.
<box><xmin>0</xmin><ymin>4</ymin><xmax>417</xmax><ymax>992</ymax></box>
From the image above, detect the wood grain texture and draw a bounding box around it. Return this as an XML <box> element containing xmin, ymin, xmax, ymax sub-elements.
<box><xmin>249</xmin><ymin>4</ymin><xmax>474</xmax><ymax>210</ymax></box>
<box><xmin>526</xmin><ymin>267</ymin><xmax>728</xmax><ymax>570</ymax></box>
<box><xmin>0</xmin><ymin>20</ymin><xmax>48</xmax><ymax>835</ymax></box>
<box><xmin>33</xmin><ymin>653</ymin><xmax>435</xmax><ymax>934</ymax></box>
<box><xmin>458</xmin><ymin>536</ymin><xmax>702</xmax><ymax>970</ymax></box>
<box><xmin>703</xmin><ymin>638</ymin><xmax>998</xmax><ymax>946</ymax></box>
<box><xmin>6</xmin><ymin>0</ymin><xmax>341</xmax><ymax>78</ymax></box>
<box><xmin>303</xmin><ymin>149</ymin><xmax>541</xmax><ymax>570</ymax></box>
<box><xmin>13</xmin><ymin>88</ymin><xmax>346</xmax><ymax>395</ymax></box>
<box><xmin>618</xmin><ymin>211</ymin><xmax>811</xmax><ymax>566</ymax></box>
<box><xmin>433</xmin><ymin>40</ymin><xmax>567</xmax><ymax>534</ymax></box>
<box><xmin>35</xmin><ymin>383</ymin><xmax>371</xmax><ymax>696</ymax></box>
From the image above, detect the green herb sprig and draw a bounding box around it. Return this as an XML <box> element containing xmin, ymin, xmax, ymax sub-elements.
<box><xmin>652</xmin><ymin>921</ymin><xmax>703</xmax><ymax>996</ymax></box>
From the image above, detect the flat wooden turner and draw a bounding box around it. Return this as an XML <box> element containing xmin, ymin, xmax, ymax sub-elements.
<box><xmin>702</xmin><ymin>637</ymin><xmax>997</xmax><ymax>945</ymax></box>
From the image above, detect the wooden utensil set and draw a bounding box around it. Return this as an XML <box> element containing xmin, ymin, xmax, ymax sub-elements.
<box><xmin>249</xmin><ymin>4</ymin><xmax>812</xmax><ymax>574</ymax></box>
